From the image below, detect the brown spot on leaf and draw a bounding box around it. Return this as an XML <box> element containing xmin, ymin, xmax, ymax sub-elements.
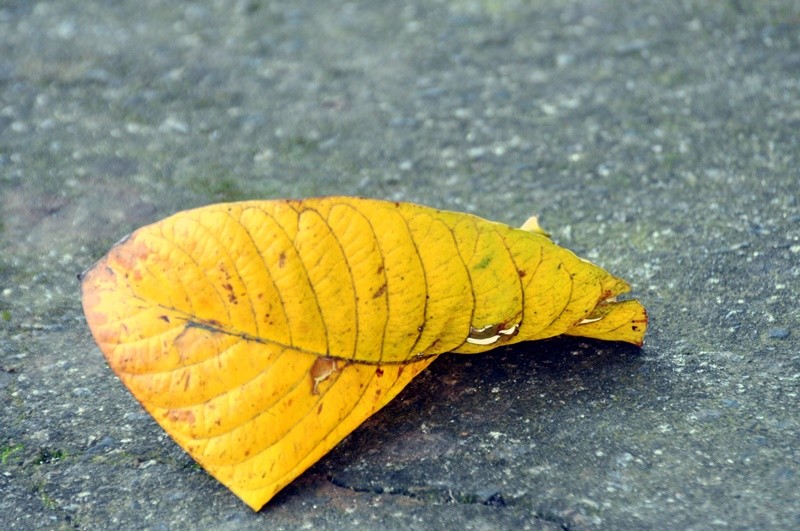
<box><xmin>278</xmin><ymin>252</ymin><xmax>286</xmax><ymax>268</ymax></box>
<box><xmin>218</xmin><ymin>263</ymin><xmax>232</xmax><ymax>281</ymax></box>
<box><xmin>222</xmin><ymin>282</ymin><xmax>237</xmax><ymax>304</ymax></box>
<box><xmin>165</xmin><ymin>409</ymin><xmax>195</xmax><ymax>425</ymax></box>
<box><xmin>375</xmin><ymin>367</ymin><xmax>384</xmax><ymax>377</ymax></box>
<box><xmin>310</xmin><ymin>357</ymin><xmax>337</xmax><ymax>395</ymax></box>
<box><xmin>372</xmin><ymin>283</ymin><xmax>388</xmax><ymax>299</ymax></box>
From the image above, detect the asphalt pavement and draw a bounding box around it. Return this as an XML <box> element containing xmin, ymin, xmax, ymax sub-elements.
<box><xmin>1</xmin><ymin>1</ymin><xmax>798</xmax><ymax>529</ymax></box>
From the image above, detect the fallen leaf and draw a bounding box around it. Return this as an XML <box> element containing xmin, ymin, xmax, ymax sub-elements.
<box><xmin>81</xmin><ymin>197</ymin><xmax>647</xmax><ymax>510</ymax></box>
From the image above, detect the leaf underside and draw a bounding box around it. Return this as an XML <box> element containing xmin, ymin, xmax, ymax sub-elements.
<box><xmin>81</xmin><ymin>197</ymin><xmax>647</xmax><ymax>510</ymax></box>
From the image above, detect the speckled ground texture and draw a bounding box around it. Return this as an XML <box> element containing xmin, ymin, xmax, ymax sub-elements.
<box><xmin>1</xmin><ymin>0</ymin><xmax>799</xmax><ymax>529</ymax></box>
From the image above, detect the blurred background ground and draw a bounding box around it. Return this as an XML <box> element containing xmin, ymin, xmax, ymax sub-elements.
<box><xmin>1</xmin><ymin>1</ymin><xmax>799</xmax><ymax>529</ymax></box>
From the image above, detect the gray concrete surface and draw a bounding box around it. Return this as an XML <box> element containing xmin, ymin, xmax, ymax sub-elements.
<box><xmin>1</xmin><ymin>0</ymin><xmax>799</xmax><ymax>529</ymax></box>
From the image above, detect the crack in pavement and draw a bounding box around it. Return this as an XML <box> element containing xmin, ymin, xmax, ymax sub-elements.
<box><xmin>327</xmin><ymin>475</ymin><xmax>578</xmax><ymax>529</ymax></box>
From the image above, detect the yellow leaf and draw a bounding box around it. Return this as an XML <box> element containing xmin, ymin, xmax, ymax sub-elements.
<box><xmin>81</xmin><ymin>197</ymin><xmax>647</xmax><ymax>510</ymax></box>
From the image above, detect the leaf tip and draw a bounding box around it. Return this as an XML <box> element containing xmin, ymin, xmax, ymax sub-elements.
<box><xmin>519</xmin><ymin>215</ymin><xmax>551</xmax><ymax>237</ymax></box>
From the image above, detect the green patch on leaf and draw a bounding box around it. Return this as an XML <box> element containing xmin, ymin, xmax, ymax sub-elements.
<box><xmin>473</xmin><ymin>255</ymin><xmax>493</xmax><ymax>270</ymax></box>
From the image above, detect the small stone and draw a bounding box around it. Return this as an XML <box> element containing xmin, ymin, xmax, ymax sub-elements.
<box><xmin>615</xmin><ymin>452</ymin><xmax>635</xmax><ymax>466</ymax></box>
<box><xmin>0</xmin><ymin>371</ymin><xmax>13</xmax><ymax>390</ymax></box>
<box><xmin>696</xmin><ymin>409</ymin><xmax>722</xmax><ymax>422</ymax></box>
<box><xmin>475</xmin><ymin>486</ymin><xmax>504</xmax><ymax>506</ymax></box>
<box><xmin>768</xmin><ymin>328</ymin><xmax>790</xmax><ymax>340</ymax></box>
<box><xmin>85</xmin><ymin>435</ymin><xmax>116</xmax><ymax>456</ymax></box>
<box><xmin>139</xmin><ymin>459</ymin><xmax>158</xmax><ymax>469</ymax></box>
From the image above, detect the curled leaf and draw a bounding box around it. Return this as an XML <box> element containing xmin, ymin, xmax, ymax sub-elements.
<box><xmin>81</xmin><ymin>197</ymin><xmax>647</xmax><ymax>510</ymax></box>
